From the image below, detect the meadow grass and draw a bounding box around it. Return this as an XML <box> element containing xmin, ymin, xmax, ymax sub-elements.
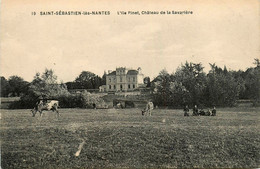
<box><xmin>1</xmin><ymin>107</ymin><xmax>259</xmax><ymax>168</ymax></box>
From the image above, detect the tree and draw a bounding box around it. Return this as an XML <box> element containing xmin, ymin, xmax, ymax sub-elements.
<box><xmin>206</xmin><ymin>64</ymin><xmax>241</xmax><ymax>106</ymax></box>
<box><xmin>173</xmin><ymin>62</ymin><xmax>207</xmax><ymax>106</ymax></box>
<box><xmin>169</xmin><ymin>80</ymin><xmax>191</xmax><ymax>107</ymax></box>
<box><xmin>242</xmin><ymin>60</ymin><xmax>260</xmax><ymax>105</ymax></box>
<box><xmin>65</xmin><ymin>81</ymin><xmax>81</xmax><ymax>90</ymax></box>
<box><xmin>9</xmin><ymin>69</ymin><xmax>69</xmax><ymax>108</ymax></box>
<box><xmin>101</xmin><ymin>71</ymin><xmax>107</xmax><ymax>85</ymax></box>
<box><xmin>231</xmin><ymin>70</ymin><xmax>246</xmax><ymax>99</ymax></box>
<box><xmin>253</xmin><ymin>58</ymin><xmax>260</xmax><ymax>68</ymax></box>
<box><xmin>66</xmin><ymin>71</ymin><xmax>103</xmax><ymax>90</ymax></box>
<box><xmin>152</xmin><ymin>69</ymin><xmax>173</xmax><ymax>106</ymax></box>
<box><xmin>0</xmin><ymin>76</ymin><xmax>10</xmax><ymax>97</ymax></box>
<box><xmin>75</xmin><ymin>71</ymin><xmax>102</xmax><ymax>89</ymax></box>
<box><xmin>27</xmin><ymin>69</ymin><xmax>69</xmax><ymax>99</ymax></box>
<box><xmin>143</xmin><ymin>76</ymin><xmax>151</xmax><ymax>87</ymax></box>
<box><xmin>152</xmin><ymin>62</ymin><xmax>207</xmax><ymax>107</ymax></box>
<box><xmin>7</xmin><ymin>76</ymin><xmax>29</xmax><ymax>97</ymax></box>
<box><xmin>41</xmin><ymin>69</ymin><xmax>57</xmax><ymax>84</ymax></box>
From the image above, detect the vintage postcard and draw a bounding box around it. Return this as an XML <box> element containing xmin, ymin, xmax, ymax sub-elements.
<box><xmin>0</xmin><ymin>0</ymin><xmax>259</xmax><ymax>168</ymax></box>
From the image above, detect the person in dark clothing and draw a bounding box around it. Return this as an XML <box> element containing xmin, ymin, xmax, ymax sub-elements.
<box><xmin>35</xmin><ymin>96</ymin><xmax>43</xmax><ymax>106</ymax></box>
<box><xmin>199</xmin><ymin>108</ymin><xmax>205</xmax><ymax>116</ymax></box>
<box><xmin>193</xmin><ymin>105</ymin><xmax>199</xmax><ymax>116</ymax></box>
<box><xmin>41</xmin><ymin>95</ymin><xmax>48</xmax><ymax>105</ymax></box>
<box><xmin>43</xmin><ymin>99</ymin><xmax>47</xmax><ymax>105</ymax></box>
<box><xmin>211</xmin><ymin>107</ymin><xmax>217</xmax><ymax>116</ymax></box>
<box><xmin>93</xmin><ymin>103</ymin><xmax>96</xmax><ymax>109</ymax></box>
<box><xmin>184</xmin><ymin>105</ymin><xmax>189</xmax><ymax>116</ymax></box>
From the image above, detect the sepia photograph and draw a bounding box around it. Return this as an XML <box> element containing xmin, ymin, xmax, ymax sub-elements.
<box><xmin>0</xmin><ymin>0</ymin><xmax>259</xmax><ymax>168</ymax></box>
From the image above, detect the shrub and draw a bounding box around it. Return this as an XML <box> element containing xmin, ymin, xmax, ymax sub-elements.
<box><xmin>8</xmin><ymin>91</ymin><xmax>107</xmax><ymax>109</ymax></box>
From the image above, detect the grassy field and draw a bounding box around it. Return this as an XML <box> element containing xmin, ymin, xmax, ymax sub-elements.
<box><xmin>1</xmin><ymin>107</ymin><xmax>259</xmax><ymax>168</ymax></box>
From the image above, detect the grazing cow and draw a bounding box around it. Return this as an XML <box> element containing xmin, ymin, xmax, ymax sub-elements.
<box><xmin>31</xmin><ymin>100</ymin><xmax>59</xmax><ymax>117</ymax></box>
<box><xmin>142</xmin><ymin>101</ymin><xmax>154</xmax><ymax>116</ymax></box>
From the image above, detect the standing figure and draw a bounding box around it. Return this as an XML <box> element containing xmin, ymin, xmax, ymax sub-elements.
<box><xmin>42</xmin><ymin>94</ymin><xmax>48</xmax><ymax>105</ymax></box>
<box><xmin>193</xmin><ymin>105</ymin><xmax>199</xmax><ymax>116</ymax></box>
<box><xmin>211</xmin><ymin>107</ymin><xmax>217</xmax><ymax>116</ymax></box>
<box><xmin>142</xmin><ymin>101</ymin><xmax>154</xmax><ymax>116</ymax></box>
<box><xmin>116</xmin><ymin>102</ymin><xmax>122</xmax><ymax>109</ymax></box>
<box><xmin>184</xmin><ymin>105</ymin><xmax>189</xmax><ymax>116</ymax></box>
<box><xmin>92</xmin><ymin>103</ymin><xmax>96</xmax><ymax>109</ymax></box>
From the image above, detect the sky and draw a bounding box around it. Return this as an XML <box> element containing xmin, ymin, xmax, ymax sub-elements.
<box><xmin>0</xmin><ymin>0</ymin><xmax>259</xmax><ymax>82</ymax></box>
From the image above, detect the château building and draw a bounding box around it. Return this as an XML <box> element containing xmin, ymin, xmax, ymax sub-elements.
<box><xmin>104</xmin><ymin>67</ymin><xmax>144</xmax><ymax>92</ymax></box>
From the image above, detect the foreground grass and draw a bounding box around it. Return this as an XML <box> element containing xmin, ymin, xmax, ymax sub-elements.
<box><xmin>1</xmin><ymin>107</ymin><xmax>259</xmax><ymax>168</ymax></box>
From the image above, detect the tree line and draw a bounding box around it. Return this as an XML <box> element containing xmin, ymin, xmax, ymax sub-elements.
<box><xmin>0</xmin><ymin>70</ymin><xmax>106</xmax><ymax>97</ymax></box>
<box><xmin>65</xmin><ymin>71</ymin><xmax>106</xmax><ymax>90</ymax></box>
<box><xmin>1</xmin><ymin>59</ymin><xmax>259</xmax><ymax>108</ymax></box>
<box><xmin>1</xmin><ymin>69</ymin><xmax>108</xmax><ymax>109</ymax></box>
<box><xmin>151</xmin><ymin>59</ymin><xmax>260</xmax><ymax>107</ymax></box>
<box><xmin>1</xmin><ymin>70</ymin><xmax>150</xmax><ymax>97</ymax></box>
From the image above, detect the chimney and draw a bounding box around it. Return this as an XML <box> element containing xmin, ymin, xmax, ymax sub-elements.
<box><xmin>108</xmin><ymin>70</ymin><xmax>112</xmax><ymax>74</ymax></box>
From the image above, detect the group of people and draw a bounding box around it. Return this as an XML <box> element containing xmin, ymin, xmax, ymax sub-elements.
<box><xmin>184</xmin><ymin>105</ymin><xmax>216</xmax><ymax>116</ymax></box>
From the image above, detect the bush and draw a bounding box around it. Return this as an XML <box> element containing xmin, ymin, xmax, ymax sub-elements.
<box><xmin>8</xmin><ymin>91</ymin><xmax>107</xmax><ymax>109</ymax></box>
<box><xmin>78</xmin><ymin>91</ymin><xmax>107</xmax><ymax>108</ymax></box>
<box><xmin>9</xmin><ymin>92</ymin><xmax>39</xmax><ymax>109</ymax></box>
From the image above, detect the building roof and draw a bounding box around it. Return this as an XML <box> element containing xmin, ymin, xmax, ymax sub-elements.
<box><xmin>107</xmin><ymin>69</ymin><xmax>143</xmax><ymax>76</ymax></box>
<box><xmin>127</xmin><ymin>70</ymin><xmax>138</xmax><ymax>75</ymax></box>
<box><xmin>107</xmin><ymin>71</ymin><xmax>116</xmax><ymax>76</ymax></box>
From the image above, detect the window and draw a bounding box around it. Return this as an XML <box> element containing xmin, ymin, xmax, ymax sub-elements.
<box><xmin>109</xmin><ymin>85</ymin><xmax>111</xmax><ymax>89</ymax></box>
<box><xmin>120</xmin><ymin>77</ymin><xmax>122</xmax><ymax>82</ymax></box>
<box><xmin>114</xmin><ymin>85</ymin><xmax>116</xmax><ymax>89</ymax></box>
<box><xmin>109</xmin><ymin>78</ymin><xmax>111</xmax><ymax>82</ymax></box>
<box><xmin>133</xmin><ymin>77</ymin><xmax>135</xmax><ymax>82</ymax></box>
<box><xmin>120</xmin><ymin>85</ymin><xmax>123</xmax><ymax>90</ymax></box>
<box><xmin>128</xmin><ymin>84</ymin><xmax>130</xmax><ymax>89</ymax></box>
<box><xmin>114</xmin><ymin>78</ymin><xmax>116</xmax><ymax>82</ymax></box>
<box><xmin>128</xmin><ymin>77</ymin><xmax>130</xmax><ymax>82</ymax></box>
<box><xmin>133</xmin><ymin>84</ymin><xmax>135</xmax><ymax>88</ymax></box>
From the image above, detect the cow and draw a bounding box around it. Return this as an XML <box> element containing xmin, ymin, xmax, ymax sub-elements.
<box><xmin>142</xmin><ymin>101</ymin><xmax>154</xmax><ymax>116</ymax></box>
<box><xmin>31</xmin><ymin>100</ymin><xmax>59</xmax><ymax>117</ymax></box>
